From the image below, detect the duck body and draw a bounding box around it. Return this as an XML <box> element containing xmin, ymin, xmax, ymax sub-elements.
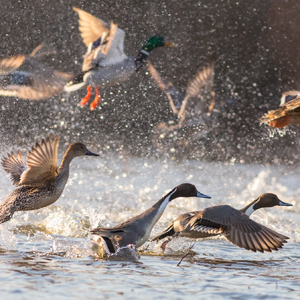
<box><xmin>90</xmin><ymin>183</ymin><xmax>211</xmax><ymax>256</ymax></box>
<box><xmin>153</xmin><ymin>193</ymin><xmax>292</xmax><ymax>253</ymax></box>
<box><xmin>68</xmin><ymin>57</ymin><xmax>136</xmax><ymax>92</ymax></box>
<box><xmin>0</xmin><ymin>135</ymin><xmax>99</xmax><ymax>224</ymax></box>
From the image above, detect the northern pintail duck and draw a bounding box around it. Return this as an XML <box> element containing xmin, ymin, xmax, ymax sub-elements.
<box><xmin>0</xmin><ymin>44</ymin><xmax>72</xmax><ymax>100</ymax></box>
<box><xmin>0</xmin><ymin>135</ymin><xmax>99</xmax><ymax>224</ymax></box>
<box><xmin>90</xmin><ymin>183</ymin><xmax>210</xmax><ymax>258</ymax></box>
<box><xmin>64</xmin><ymin>7</ymin><xmax>174</xmax><ymax>110</ymax></box>
<box><xmin>148</xmin><ymin>61</ymin><xmax>215</xmax><ymax>127</ymax></box>
<box><xmin>153</xmin><ymin>193</ymin><xmax>292</xmax><ymax>253</ymax></box>
<box><xmin>260</xmin><ymin>90</ymin><xmax>300</xmax><ymax>128</ymax></box>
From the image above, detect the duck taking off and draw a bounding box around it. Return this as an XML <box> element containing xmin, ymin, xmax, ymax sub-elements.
<box><xmin>260</xmin><ymin>90</ymin><xmax>300</xmax><ymax>128</ymax></box>
<box><xmin>0</xmin><ymin>135</ymin><xmax>99</xmax><ymax>224</ymax></box>
<box><xmin>90</xmin><ymin>183</ymin><xmax>210</xmax><ymax>258</ymax></box>
<box><xmin>0</xmin><ymin>44</ymin><xmax>72</xmax><ymax>100</ymax></box>
<box><xmin>153</xmin><ymin>193</ymin><xmax>292</xmax><ymax>253</ymax></box>
<box><xmin>148</xmin><ymin>61</ymin><xmax>215</xmax><ymax>127</ymax></box>
<box><xmin>64</xmin><ymin>7</ymin><xmax>174</xmax><ymax>110</ymax></box>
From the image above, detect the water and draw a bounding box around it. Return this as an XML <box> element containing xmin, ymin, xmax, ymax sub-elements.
<box><xmin>0</xmin><ymin>154</ymin><xmax>299</xmax><ymax>299</ymax></box>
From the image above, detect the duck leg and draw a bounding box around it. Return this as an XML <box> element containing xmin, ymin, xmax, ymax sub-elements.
<box><xmin>80</xmin><ymin>85</ymin><xmax>92</xmax><ymax>107</ymax></box>
<box><xmin>90</xmin><ymin>87</ymin><xmax>101</xmax><ymax>111</ymax></box>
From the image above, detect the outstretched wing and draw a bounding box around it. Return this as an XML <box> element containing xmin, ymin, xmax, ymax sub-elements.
<box><xmin>186</xmin><ymin>62</ymin><xmax>215</xmax><ymax>98</ymax></box>
<box><xmin>19</xmin><ymin>135</ymin><xmax>60</xmax><ymax>187</ymax></box>
<box><xmin>0</xmin><ymin>55</ymin><xmax>26</xmax><ymax>75</ymax></box>
<box><xmin>190</xmin><ymin>206</ymin><xmax>289</xmax><ymax>253</ymax></box>
<box><xmin>73</xmin><ymin>7</ymin><xmax>110</xmax><ymax>47</ymax></box>
<box><xmin>148</xmin><ymin>61</ymin><xmax>183</xmax><ymax>113</ymax></box>
<box><xmin>1</xmin><ymin>151</ymin><xmax>26</xmax><ymax>186</ymax></box>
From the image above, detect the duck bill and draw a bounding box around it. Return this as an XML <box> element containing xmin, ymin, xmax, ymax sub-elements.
<box><xmin>196</xmin><ymin>191</ymin><xmax>211</xmax><ymax>199</ymax></box>
<box><xmin>164</xmin><ymin>41</ymin><xmax>176</xmax><ymax>47</ymax></box>
<box><xmin>278</xmin><ymin>200</ymin><xmax>292</xmax><ymax>206</ymax></box>
<box><xmin>85</xmin><ymin>149</ymin><xmax>99</xmax><ymax>156</ymax></box>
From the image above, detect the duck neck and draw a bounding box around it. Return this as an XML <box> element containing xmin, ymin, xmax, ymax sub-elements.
<box><xmin>240</xmin><ymin>198</ymin><xmax>259</xmax><ymax>216</ymax></box>
<box><xmin>57</xmin><ymin>149</ymin><xmax>75</xmax><ymax>179</ymax></box>
<box><xmin>141</xmin><ymin>188</ymin><xmax>177</xmax><ymax>231</ymax></box>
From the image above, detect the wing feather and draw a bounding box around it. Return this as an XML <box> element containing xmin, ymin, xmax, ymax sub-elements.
<box><xmin>1</xmin><ymin>150</ymin><xmax>26</xmax><ymax>185</ymax></box>
<box><xmin>19</xmin><ymin>135</ymin><xmax>60</xmax><ymax>186</ymax></box>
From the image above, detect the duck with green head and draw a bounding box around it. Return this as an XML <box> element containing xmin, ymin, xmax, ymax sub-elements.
<box><xmin>64</xmin><ymin>7</ymin><xmax>174</xmax><ymax>110</ymax></box>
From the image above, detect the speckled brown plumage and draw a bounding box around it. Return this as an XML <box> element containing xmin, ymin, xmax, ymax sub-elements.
<box><xmin>0</xmin><ymin>135</ymin><xmax>99</xmax><ymax>224</ymax></box>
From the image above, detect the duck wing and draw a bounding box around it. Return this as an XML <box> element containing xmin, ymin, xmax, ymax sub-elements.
<box><xmin>1</xmin><ymin>151</ymin><xmax>26</xmax><ymax>186</ymax></box>
<box><xmin>148</xmin><ymin>61</ymin><xmax>183</xmax><ymax>113</ymax></box>
<box><xmin>73</xmin><ymin>7</ymin><xmax>110</xmax><ymax>48</ymax></box>
<box><xmin>0</xmin><ymin>55</ymin><xmax>26</xmax><ymax>75</ymax></box>
<box><xmin>190</xmin><ymin>205</ymin><xmax>289</xmax><ymax>253</ymax></box>
<box><xmin>177</xmin><ymin>62</ymin><xmax>215</xmax><ymax>120</ymax></box>
<box><xmin>186</xmin><ymin>62</ymin><xmax>215</xmax><ymax>98</ymax></box>
<box><xmin>19</xmin><ymin>135</ymin><xmax>60</xmax><ymax>187</ymax></box>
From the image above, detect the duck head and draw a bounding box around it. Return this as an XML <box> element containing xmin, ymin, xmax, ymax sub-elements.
<box><xmin>242</xmin><ymin>193</ymin><xmax>292</xmax><ymax>216</ymax></box>
<box><xmin>167</xmin><ymin>183</ymin><xmax>211</xmax><ymax>202</ymax></box>
<box><xmin>142</xmin><ymin>35</ymin><xmax>174</xmax><ymax>52</ymax></box>
<box><xmin>68</xmin><ymin>143</ymin><xmax>99</xmax><ymax>157</ymax></box>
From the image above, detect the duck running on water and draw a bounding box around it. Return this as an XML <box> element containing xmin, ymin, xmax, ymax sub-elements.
<box><xmin>90</xmin><ymin>183</ymin><xmax>210</xmax><ymax>259</ymax></box>
<box><xmin>153</xmin><ymin>193</ymin><xmax>292</xmax><ymax>253</ymax></box>
<box><xmin>64</xmin><ymin>7</ymin><xmax>175</xmax><ymax>110</ymax></box>
<box><xmin>0</xmin><ymin>135</ymin><xmax>99</xmax><ymax>224</ymax></box>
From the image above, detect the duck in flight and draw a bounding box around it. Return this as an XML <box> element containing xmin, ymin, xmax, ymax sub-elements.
<box><xmin>153</xmin><ymin>193</ymin><xmax>292</xmax><ymax>253</ymax></box>
<box><xmin>64</xmin><ymin>7</ymin><xmax>175</xmax><ymax>110</ymax></box>
<box><xmin>148</xmin><ymin>61</ymin><xmax>215</xmax><ymax>128</ymax></box>
<box><xmin>0</xmin><ymin>135</ymin><xmax>98</xmax><ymax>224</ymax></box>
<box><xmin>0</xmin><ymin>44</ymin><xmax>72</xmax><ymax>100</ymax></box>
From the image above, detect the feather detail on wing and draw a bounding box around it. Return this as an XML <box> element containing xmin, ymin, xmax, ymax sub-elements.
<box><xmin>190</xmin><ymin>205</ymin><xmax>289</xmax><ymax>253</ymax></box>
<box><xmin>19</xmin><ymin>135</ymin><xmax>60</xmax><ymax>187</ymax></box>
<box><xmin>0</xmin><ymin>55</ymin><xmax>26</xmax><ymax>75</ymax></box>
<box><xmin>1</xmin><ymin>151</ymin><xmax>26</xmax><ymax>185</ymax></box>
<box><xmin>186</xmin><ymin>62</ymin><xmax>215</xmax><ymax>98</ymax></box>
<box><xmin>73</xmin><ymin>7</ymin><xmax>110</xmax><ymax>47</ymax></box>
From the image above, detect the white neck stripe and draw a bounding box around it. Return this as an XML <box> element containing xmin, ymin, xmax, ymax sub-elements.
<box><xmin>141</xmin><ymin>49</ymin><xmax>150</xmax><ymax>55</ymax></box>
<box><xmin>244</xmin><ymin>203</ymin><xmax>256</xmax><ymax>217</ymax></box>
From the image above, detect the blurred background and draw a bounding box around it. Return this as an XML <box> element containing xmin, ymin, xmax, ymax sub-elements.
<box><xmin>0</xmin><ymin>0</ymin><xmax>299</xmax><ymax>163</ymax></box>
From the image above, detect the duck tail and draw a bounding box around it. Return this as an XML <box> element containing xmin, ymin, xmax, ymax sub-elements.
<box><xmin>0</xmin><ymin>203</ymin><xmax>14</xmax><ymax>224</ymax></box>
<box><xmin>152</xmin><ymin>224</ymin><xmax>175</xmax><ymax>242</ymax></box>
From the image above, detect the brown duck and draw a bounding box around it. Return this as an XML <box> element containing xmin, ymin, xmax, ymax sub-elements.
<box><xmin>153</xmin><ymin>193</ymin><xmax>292</xmax><ymax>253</ymax></box>
<box><xmin>260</xmin><ymin>90</ymin><xmax>300</xmax><ymax>128</ymax></box>
<box><xmin>0</xmin><ymin>135</ymin><xmax>99</xmax><ymax>224</ymax></box>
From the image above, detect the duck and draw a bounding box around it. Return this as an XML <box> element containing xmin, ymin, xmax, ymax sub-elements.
<box><xmin>152</xmin><ymin>193</ymin><xmax>292</xmax><ymax>253</ymax></box>
<box><xmin>148</xmin><ymin>61</ymin><xmax>215</xmax><ymax>127</ymax></box>
<box><xmin>90</xmin><ymin>183</ymin><xmax>211</xmax><ymax>258</ymax></box>
<box><xmin>260</xmin><ymin>90</ymin><xmax>300</xmax><ymax>128</ymax></box>
<box><xmin>0</xmin><ymin>135</ymin><xmax>99</xmax><ymax>224</ymax></box>
<box><xmin>0</xmin><ymin>44</ymin><xmax>72</xmax><ymax>100</ymax></box>
<box><xmin>64</xmin><ymin>7</ymin><xmax>174</xmax><ymax>111</ymax></box>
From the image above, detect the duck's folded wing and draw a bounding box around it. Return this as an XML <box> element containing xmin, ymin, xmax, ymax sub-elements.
<box><xmin>1</xmin><ymin>151</ymin><xmax>26</xmax><ymax>186</ymax></box>
<box><xmin>190</xmin><ymin>205</ymin><xmax>289</xmax><ymax>253</ymax></box>
<box><xmin>73</xmin><ymin>7</ymin><xmax>110</xmax><ymax>48</ymax></box>
<box><xmin>19</xmin><ymin>135</ymin><xmax>60</xmax><ymax>187</ymax></box>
